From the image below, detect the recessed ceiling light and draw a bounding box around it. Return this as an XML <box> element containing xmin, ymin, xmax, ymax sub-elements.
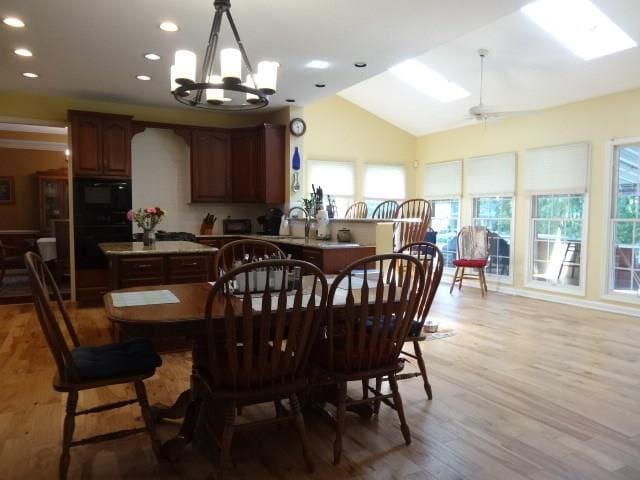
<box><xmin>354</xmin><ymin>62</ymin><xmax>367</xmax><ymax>68</ymax></box>
<box><xmin>306</xmin><ymin>60</ymin><xmax>330</xmax><ymax>69</ymax></box>
<box><xmin>315</xmin><ymin>83</ymin><xmax>326</xmax><ymax>88</ymax></box>
<box><xmin>144</xmin><ymin>53</ymin><xmax>161</xmax><ymax>61</ymax></box>
<box><xmin>521</xmin><ymin>0</ymin><xmax>637</xmax><ymax>60</ymax></box>
<box><xmin>3</xmin><ymin>17</ymin><xmax>25</xmax><ymax>28</ymax></box>
<box><xmin>159</xmin><ymin>21</ymin><xmax>179</xmax><ymax>32</ymax></box>
<box><xmin>285</xmin><ymin>98</ymin><xmax>296</xmax><ymax>103</ymax></box>
<box><xmin>136</xmin><ymin>74</ymin><xmax>152</xmax><ymax>81</ymax></box>
<box><xmin>14</xmin><ymin>48</ymin><xmax>33</xmax><ymax>57</ymax></box>
<box><xmin>22</xmin><ymin>72</ymin><xmax>38</xmax><ymax>78</ymax></box>
<box><xmin>389</xmin><ymin>59</ymin><xmax>470</xmax><ymax>103</ymax></box>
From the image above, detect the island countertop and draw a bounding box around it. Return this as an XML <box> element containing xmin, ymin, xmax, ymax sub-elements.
<box><xmin>99</xmin><ymin>240</ymin><xmax>217</xmax><ymax>256</ymax></box>
<box><xmin>195</xmin><ymin>234</ymin><xmax>365</xmax><ymax>249</ymax></box>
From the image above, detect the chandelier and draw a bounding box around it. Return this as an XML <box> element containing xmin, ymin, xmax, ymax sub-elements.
<box><xmin>170</xmin><ymin>0</ymin><xmax>279</xmax><ymax>111</ymax></box>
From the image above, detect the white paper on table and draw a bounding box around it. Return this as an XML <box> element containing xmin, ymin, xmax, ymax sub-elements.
<box><xmin>111</xmin><ymin>290</ymin><xmax>180</xmax><ymax>308</ymax></box>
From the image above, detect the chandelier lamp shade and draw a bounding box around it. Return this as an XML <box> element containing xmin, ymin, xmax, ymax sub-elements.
<box><xmin>170</xmin><ymin>0</ymin><xmax>279</xmax><ymax>111</ymax></box>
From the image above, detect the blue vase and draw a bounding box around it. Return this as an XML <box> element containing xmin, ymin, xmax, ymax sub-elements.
<box><xmin>292</xmin><ymin>146</ymin><xmax>301</xmax><ymax>170</ymax></box>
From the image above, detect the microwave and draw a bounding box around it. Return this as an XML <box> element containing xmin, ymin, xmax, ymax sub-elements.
<box><xmin>223</xmin><ymin>218</ymin><xmax>252</xmax><ymax>234</ymax></box>
<box><xmin>74</xmin><ymin>178</ymin><xmax>132</xmax><ymax>226</ymax></box>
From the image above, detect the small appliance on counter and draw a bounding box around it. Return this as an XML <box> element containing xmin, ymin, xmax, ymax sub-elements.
<box><xmin>257</xmin><ymin>208</ymin><xmax>283</xmax><ymax>235</ymax></box>
<box><xmin>222</xmin><ymin>218</ymin><xmax>252</xmax><ymax>235</ymax></box>
<box><xmin>337</xmin><ymin>228</ymin><xmax>352</xmax><ymax>243</ymax></box>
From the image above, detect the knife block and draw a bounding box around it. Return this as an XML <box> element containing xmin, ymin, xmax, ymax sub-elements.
<box><xmin>199</xmin><ymin>222</ymin><xmax>213</xmax><ymax>235</ymax></box>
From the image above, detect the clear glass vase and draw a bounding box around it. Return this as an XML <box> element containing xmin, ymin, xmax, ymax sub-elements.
<box><xmin>142</xmin><ymin>228</ymin><xmax>155</xmax><ymax>247</ymax></box>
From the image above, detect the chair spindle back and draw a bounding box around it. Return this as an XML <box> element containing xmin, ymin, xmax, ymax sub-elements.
<box><xmin>395</xmin><ymin>199</ymin><xmax>432</xmax><ymax>250</ymax></box>
<box><xmin>344</xmin><ymin>201</ymin><xmax>368</xmax><ymax>219</ymax></box>
<box><xmin>204</xmin><ymin>259</ymin><xmax>328</xmax><ymax>392</ymax></box>
<box><xmin>214</xmin><ymin>239</ymin><xmax>286</xmax><ymax>279</ymax></box>
<box><xmin>371</xmin><ymin>200</ymin><xmax>398</xmax><ymax>219</ymax></box>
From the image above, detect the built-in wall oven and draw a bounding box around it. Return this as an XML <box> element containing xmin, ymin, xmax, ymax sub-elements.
<box><xmin>73</xmin><ymin>178</ymin><xmax>132</xmax><ymax>269</ymax></box>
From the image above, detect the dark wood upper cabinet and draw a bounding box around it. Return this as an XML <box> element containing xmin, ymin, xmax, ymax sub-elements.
<box><xmin>191</xmin><ymin>129</ymin><xmax>232</xmax><ymax>202</ymax></box>
<box><xmin>231</xmin><ymin>124</ymin><xmax>285</xmax><ymax>203</ymax></box>
<box><xmin>231</xmin><ymin>128</ymin><xmax>260</xmax><ymax>202</ymax></box>
<box><xmin>102</xmin><ymin>117</ymin><xmax>132</xmax><ymax>177</ymax></box>
<box><xmin>69</xmin><ymin>110</ymin><xmax>132</xmax><ymax>178</ymax></box>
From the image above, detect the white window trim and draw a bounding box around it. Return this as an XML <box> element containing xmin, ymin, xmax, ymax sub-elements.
<box><xmin>601</xmin><ymin>137</ymin><xmax>640</xmax><ymax>304</ymax></box>
<box><xmin>523</xmin><ymin>193</ymin><xmax>589</xmax><ymax>297</ymax></box>
<box><xmin>465</xmin><ymin>195</ymin><xmax>516</xmax><ymax>285</ymax></box>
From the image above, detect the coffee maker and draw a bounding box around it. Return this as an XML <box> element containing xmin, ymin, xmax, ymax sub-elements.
<box><xmin>257</xmin><ymin>208</ymin><xmax>283</xmax><ymax>235</ymax></box>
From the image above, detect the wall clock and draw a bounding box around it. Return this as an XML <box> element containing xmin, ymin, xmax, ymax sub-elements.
<box><xmin>289</xmin><ymin>117</ymin><xmax>306</xmax><ymax>137</ymax></box>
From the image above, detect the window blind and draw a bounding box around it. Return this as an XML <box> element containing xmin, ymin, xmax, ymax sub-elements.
<box><xmin>423</xmin><ymin>160</ymin><xmax>462</xmax><ymax>198</ymax></box>
<box><xmin>306</xmin><ymin>160</ymin><xmax>355</xmax><ymax>196</ymax></box>
<box><xmin>363</xmin><ymin>164</ymin><xmax>406</xmax><ymax>199</ymax></box>
<box><xmin>523</xmin><ymin>143</ymin><xmax>590</xmax><ymax>193</ymax></box>
<box><xmin>466</xmin><ymin>152</ymin><xmax>516</xmax><ymax>195</ymax></box>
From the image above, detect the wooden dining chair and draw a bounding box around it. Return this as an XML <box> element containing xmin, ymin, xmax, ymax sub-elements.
<box><xmin>214</xmin><ymin>239</ymin><xmax>286</xmax><ymax>279</ymax></box>
<box><xmin>344</xmin><ymin>201</ymin><xmax>368</xmax><ymax>219</ymax></box>
<box><xmin>371</xmin><ymin>200</ymin><xmax>398</xmax><ymax>219</ymax></box>
<box><xmin>394</xmin><ymin>199</ymin><xmax>432</xmax><ymax>250</ymax></box>
<box><xmin>198</xmin><ymin>259</ymin><xmax>328</xmax><ymax>476</ymax></box>
<box><xmin>311</xmin><ymin>253</ymin><xmax>425</xmax><ymax>464</ymax></box>
<box><xmin>450</xmin><ymin>226</ymin><xmax>490</xmax><ymax>296</ymax></box>
<box><xmin>24</xmin><ymin>252</ymin><xmax>164</xmax><ymax>479</ymax></box>
<box><xmin>394</xmin><ymin>242</ymin><xmax>444</xmax><ymax>400</ymax></box>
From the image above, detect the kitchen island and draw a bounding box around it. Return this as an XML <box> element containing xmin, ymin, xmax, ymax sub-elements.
<box><xmin>197</xmin><ymin>234</ymin><xmax>376</xmax><ymax>274</ymax></box>
<box><xmin>99</xmin><ymin>240</ymin><xmax>218</xmax><ymax>290</ymax></box>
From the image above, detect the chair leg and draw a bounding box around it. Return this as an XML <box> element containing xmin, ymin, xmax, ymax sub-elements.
<box><xmin>373</xmin><ymin>376</ymin><xmax>383</xmax><ymax>415</ymax></box>
<box><xmin>459</xmin><ymin>268</ymin><xmax>465</xmax><ymax>290</ymax></box>
<box><xmin>480</xmin><ymin>268</ymin><xmax>488</xmax><ymax>295</ymax></box>
<box><xmin>449</xmin><ymin>267</ymin><xmax>459</xmax><ymax>293</ymax></box>
<box><xmin>134</xmin><ymin>380</ymin><xmax>164</xmax><ymax>462</ymax></box>
<box><xmin>333</xmin><ymin>381</ymin><xmax>348</xmax><ymax>465</ymax></box>
<box><xmin>290</xmin><ymin>393</ymin><xmax>313</xmax><ymax>473</ymax></box>
<box><xmin>388</xmin><ymin>375</ymin><xmax>411</xmax><ymax>445</ymax></box>
<box><xmin>59</xmin><ymin>390</ymin><xmax>78</xmax><ymax>480</ymax></box>
<box><xmin>219</xmin><ymin>401</ymin><xmax>236</xmax><ymax>476</ymax></box>
<box><xmin>413</xmin><ymin>341</ymin><xmax>432</xmax><ymax>400</ymax></box>
<box><xmin>361</xmin><ymin>379</ymin><xmax>369</xmax><ymax>400</ymax></box>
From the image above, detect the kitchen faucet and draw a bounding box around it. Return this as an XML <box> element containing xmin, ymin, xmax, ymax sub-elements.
<box><xmin>287</xmin><ymin>206</ymin><xmax>311</xmax><ymax>240</ymax></box>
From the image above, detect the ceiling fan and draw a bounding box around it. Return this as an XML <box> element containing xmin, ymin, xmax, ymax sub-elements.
<box><xmin>468</xmin><ymin>48</ymin><xmax>530</xmax><ymax>122</ymax></box>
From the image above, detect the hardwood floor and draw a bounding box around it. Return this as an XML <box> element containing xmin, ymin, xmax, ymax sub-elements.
<box><xmin>1</xmin><ymin>288</ymin><xmax>640</xmax><ymax>479</ymax></box>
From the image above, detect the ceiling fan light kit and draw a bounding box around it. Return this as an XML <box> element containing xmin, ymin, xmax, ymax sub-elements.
<box><xmin>170</xmin><ymin>0</ymin><xmax>279</xmax><ymax>111</ymax></box>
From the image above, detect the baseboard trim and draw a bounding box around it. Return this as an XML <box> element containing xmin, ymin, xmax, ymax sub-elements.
<box><xmin>444</xmin><ymin>279</ymin><xmax>640</xmax><ymax>318</ymax></box>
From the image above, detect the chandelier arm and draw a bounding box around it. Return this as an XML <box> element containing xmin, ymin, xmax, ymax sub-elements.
<box><xmin>225</xmin><ymin>10</ymin><xmax>258</xmax><ymax>79</ymax></box>
<box><xmin>195</xmin><ymin>8</ymin><xmax>224</xmax><ymax>104</ymax></box>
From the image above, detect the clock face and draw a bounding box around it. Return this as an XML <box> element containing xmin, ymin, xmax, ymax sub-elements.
<box><xmin>289</xmin><ymin>118</ymin><xmax>306</xmax><ymax>136</ymax></box>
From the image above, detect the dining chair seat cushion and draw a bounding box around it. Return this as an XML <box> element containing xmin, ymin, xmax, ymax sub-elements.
<box><xmin>71</xmin><ymin>337</ymin><xmax>162</xmax><ymax>380</ymax></box>
<box><xmin>453</xmin><ymin>259</ymin><xmax>487</xmax><ymax>268</ymax></box>
<box><xmin>311</xmin><ymin>339</ymin><xmax>402</xmax><ymax>373</ymax></box>
<box><xmin>361</xmin><ymin>315</ymin><xmax>422</xmax><ymax>337</ymax></box>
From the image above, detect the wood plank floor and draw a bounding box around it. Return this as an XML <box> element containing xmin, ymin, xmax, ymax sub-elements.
<box><xmin>1</xmin><ymin>288</ymin><xmax>639</xmax><ymax>479</ymax></box>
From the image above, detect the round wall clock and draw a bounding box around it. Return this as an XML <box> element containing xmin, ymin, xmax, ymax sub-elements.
<box><xmin>289</xmin><ymin>117</ymin><xmax>306</xmax><ymax>137</ymax></box>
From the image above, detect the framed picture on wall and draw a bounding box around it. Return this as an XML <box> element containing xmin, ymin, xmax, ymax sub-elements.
<box><xmin>0</xmin><ymin>177</ymin><xmax>15</xmax><ymax>204</ymax></box>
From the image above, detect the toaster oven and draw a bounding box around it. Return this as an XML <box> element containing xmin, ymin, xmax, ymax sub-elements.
<box><xmin>222</xmin><ymin>218</ymin><xmax>252</xmax><ymax>234</ymax></box>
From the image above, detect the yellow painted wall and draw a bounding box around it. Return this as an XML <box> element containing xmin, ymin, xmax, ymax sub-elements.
<box><xmin>416</xmin><ymin>88</ymin><xmax>640</xmax><ymax>307</ymax></box>
<box><xmin>304</xmin><ymin>96</ymin><xmax>416</xmax><ymax>200</ymax></box>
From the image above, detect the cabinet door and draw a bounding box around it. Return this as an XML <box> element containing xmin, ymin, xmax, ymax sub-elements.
<box><xmin>102</xmin><ymin>117</ymin><xmax>131</xmax><ymax>177</ymax></box>
<box><xmin>191</xmin><ymin>130</ymin><xmax>231</xmax><ymax>202</ymax></box>
<box><xmin>262</xmin><ymin>125</ymin><xmax>285</xmax><ymax>203</ymax></box>
<box><xmin>71</xmin><ymin>115</ymin><xmax>102</xmax><ymax>176</ymax></box>
<box><xmin>231</xmin><ymin>128</ymin><xmax>260</xmax><ymax>202</ymax></box>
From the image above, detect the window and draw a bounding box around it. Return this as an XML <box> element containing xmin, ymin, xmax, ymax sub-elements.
<box><xmin>363</xmin><ymin>164</ymin><xmax>406</xmax><ymax>216</ymax></box>
<box><xmin>610</xmin><ymin>143</ymin><xmax>640</xmax><ymax>294</ymax></box>
<box><xmin>531</xmin><ymin>194</ymin><xmax>585</xmax><ymax>287</ymax></box>
<box><xmin>306</xmin><ymin>160</ymin><xmax>354</xmax><ymax>217</ymax></box>
<box><xmin>472</xmin><ymin>197</ymin><xmax>513</xmax><ymax>276</ymax></box>
<box><xmin>430</xmin><ymin>199</ymin><xmax>460</xmax><ymax>268</ymax></box>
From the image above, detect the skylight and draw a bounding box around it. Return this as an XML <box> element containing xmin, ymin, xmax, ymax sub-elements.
<box><xmin>389</xmin><ymin>59</ymin><xmax>470</xmax><ymax>103</ymax></box>
<box><xmin>521</xmin><ymin>0</ymin><xmax>637</xmax><ymax>60</ymax></box>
